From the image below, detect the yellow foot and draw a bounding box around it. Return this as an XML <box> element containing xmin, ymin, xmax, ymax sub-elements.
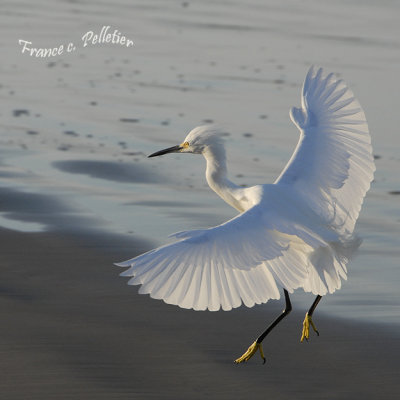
<box><xmin>300</xmin><ymin>313</ymin><xmax>320</xmax><ymax>342</ymax></box>
<box><xmin>234</xmin><ymin>340</ymin><xmax>266</xmax><ymax>364</ymax></box>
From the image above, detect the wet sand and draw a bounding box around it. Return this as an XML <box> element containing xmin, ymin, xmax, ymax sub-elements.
<box><xmin>1</xmin><ymin>227</ymin><xmax>399</xmax><ymax>400</ymax></box>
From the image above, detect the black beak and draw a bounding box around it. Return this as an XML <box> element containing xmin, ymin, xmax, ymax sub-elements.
<box><xmin>148</xmin><ymin>144</ymin><xmax>182</xmax><ymax>158</ymax></box>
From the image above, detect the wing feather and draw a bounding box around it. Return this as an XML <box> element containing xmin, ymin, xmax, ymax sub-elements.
<box><xmin>276</xmin><ymin>66</ymin><xmax>375</xmax><ymax>236</ymax></box>
<box><xmin>117</xmin><ymin>202</ymin><xmax>319</xmax><ymax>311</ymax></box>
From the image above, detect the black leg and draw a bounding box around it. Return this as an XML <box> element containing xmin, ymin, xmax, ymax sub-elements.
<box><xmin>308</xmin><ymin>295</ymin><xmax>322</xmax><ymax>318</ymax></box>
<box><xmin>234</xmin><ymin>289</ymin><xmax>292</xmax><ymax>364</ymax></box>
<box><xmin>256</xmin><ymin>289</ymin><xmax>292</xmax><ymax>344</ymax></box>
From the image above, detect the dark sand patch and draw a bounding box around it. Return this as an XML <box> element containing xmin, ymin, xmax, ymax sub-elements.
<box><xmin>126</xmin><ymin>200</ymin><xmax>202</xmax><ymax>208</ymax></box>
<box><xmin>53</xmin><ymin>160</ymin><xmax>166</xmax><ymax>184</ymax></box>
<box><xmin>0</xmin><ymin>186</ymin><xmax>116</xmax><ymax>234</ymax></box>
<box><xmin>0</xmin><ymin>227</ymin><xmax>398</xmax><ymax>399</ymax></box>
<box><xmin>119</xmin><ymin>118</ymin><xmax>140</xmax><ymax>123</ymax></box>
<box><xmin>63</xmin><ymin>130</ymin><xmax>79</xmax><ymax>137</ymax></box>
<box><xmin>122</xmin><ymin>151</ymin><xmax>146</xmax><ymax>157</ymax></box>
<box><xmin>13</xmin><ymin>109</ymin><xmax>29</xmax><ymax>117</ymax></box>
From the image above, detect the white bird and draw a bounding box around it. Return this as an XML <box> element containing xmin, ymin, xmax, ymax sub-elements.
<box><xmin>116</xmin><ymin>67</ymin><xmax>375</xmax><ymax>364</ymax></box>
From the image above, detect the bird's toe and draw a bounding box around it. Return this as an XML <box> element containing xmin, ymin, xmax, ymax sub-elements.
<box><xmin>234</xmin><ymin>341</ymin><xmax>266</xmax><ymax>364</ymax></box>
<box><xmin>300</xmin><ymin>313</ymin><xmax>319</xmax><ymax>342</ymax></box>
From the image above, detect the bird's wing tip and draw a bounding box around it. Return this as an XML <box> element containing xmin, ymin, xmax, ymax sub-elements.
<box><xmin>114</xmin><ymin>261</ymin><xmax>131</xmax><ymax>267</ymax></box>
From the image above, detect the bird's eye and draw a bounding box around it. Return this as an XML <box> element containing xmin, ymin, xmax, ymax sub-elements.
<box><xmin>182</xmin><ymin>141</ymin><xmax>190</xmax><ymax>148</ymax></box>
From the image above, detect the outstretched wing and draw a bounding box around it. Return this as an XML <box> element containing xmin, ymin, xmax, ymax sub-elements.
<box><xmin>116</xmin><ymin>203</ymin><xmax>320</xmax><ymax>311</ymax></box>
<box><xmin>276</xmin><ymin>66</ymin><xmax>375</xmax><ymax>236</ymax></box>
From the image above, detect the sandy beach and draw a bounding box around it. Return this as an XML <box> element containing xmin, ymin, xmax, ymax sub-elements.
<box><xmin>1</xmin><ymin>0</ymin><xmax>400</xmax><ymax>398</ymax></box>
<box><xmin>1</xmin><ymin>223</ymin><xmax>399</xmax><ymax>400</ymax></box>
<box><xmin>0</xmin><ymin>185</ymin><xmax>398</xmax><ymax>399</ymax></box>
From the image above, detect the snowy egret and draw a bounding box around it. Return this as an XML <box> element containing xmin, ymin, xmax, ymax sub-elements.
<box><xmin>116</xmin><ymin>67</ymin><xmax>375</xmax><ymax>364</ymax></box>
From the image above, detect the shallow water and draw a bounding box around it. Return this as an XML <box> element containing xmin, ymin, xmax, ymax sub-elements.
<box><xmin>1</xmin><ymin>0</ymin><xmax>400</xmax><ymax>324</ymax></box>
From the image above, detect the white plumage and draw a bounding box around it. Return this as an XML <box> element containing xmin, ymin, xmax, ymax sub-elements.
<box><xmin>116</xmin><ymin>67</ymin><xmax>375</xmax><ymax>312</ymax></box>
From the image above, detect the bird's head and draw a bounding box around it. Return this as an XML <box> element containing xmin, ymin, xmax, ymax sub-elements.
<box><xmin>148</xmin><ymin>125</ymin><xmax>227</xmax><ymax>158</ymax></box>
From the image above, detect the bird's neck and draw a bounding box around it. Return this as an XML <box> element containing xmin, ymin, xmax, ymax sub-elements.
<box><xmin>203</xmin><ymin>144</ymin><xmax>244</xmax><ymax>212</ymax></box>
